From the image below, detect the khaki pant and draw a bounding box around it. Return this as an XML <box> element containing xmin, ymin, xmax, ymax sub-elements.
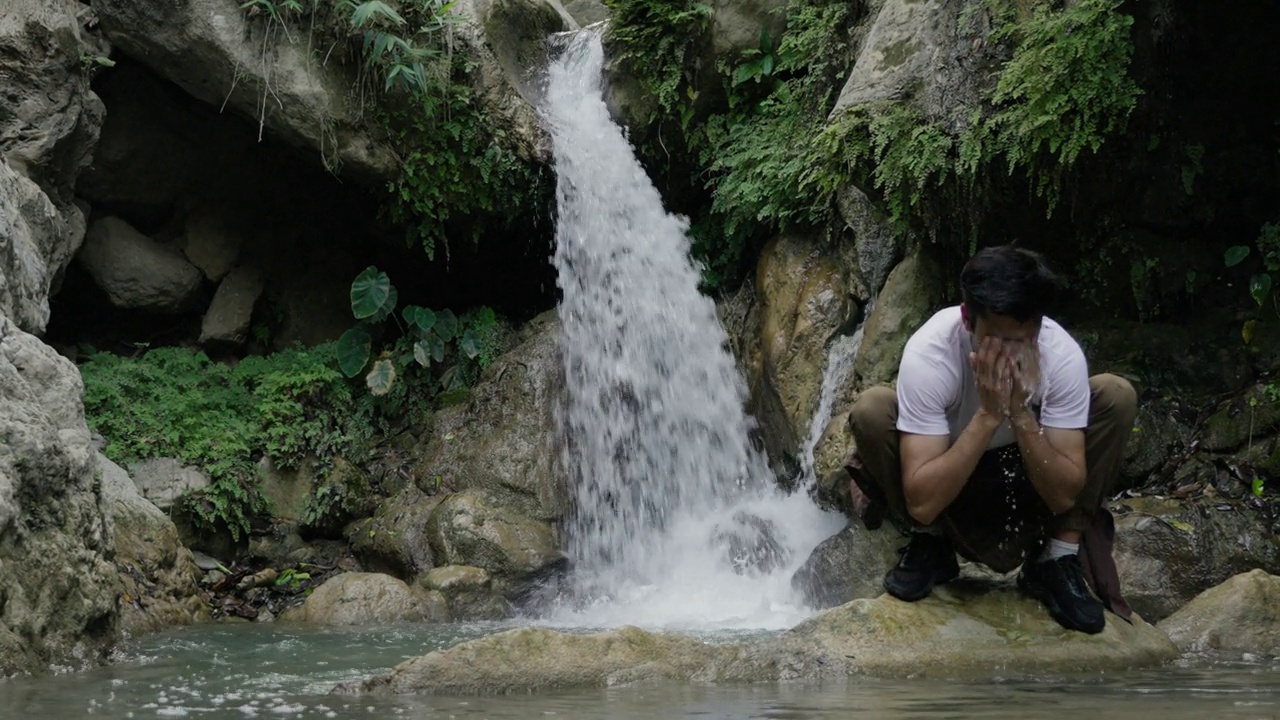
<box><xmin>847</xmin><ymin>374</ymin><xmax>1137</xmax><ymax>573</ymax></box>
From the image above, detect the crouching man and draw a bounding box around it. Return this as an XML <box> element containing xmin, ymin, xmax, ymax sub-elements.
<box><xmin>847</xmin><ymin>245</ymin><xmax>1136</xmax><ymax>633</ymax></box>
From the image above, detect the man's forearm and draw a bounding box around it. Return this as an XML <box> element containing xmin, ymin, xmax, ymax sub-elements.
<box><xmin>904</xmin><ymin>411</ymin><xmax>1002</xmax><ymax>525</ymax></box>
<box><xmin>1011</xmin><ymin>414</ymin><xmax>1085</xmax><ymax>514</ymax></box>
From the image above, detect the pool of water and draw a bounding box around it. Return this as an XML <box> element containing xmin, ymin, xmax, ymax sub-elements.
<box><xmin>2</xmin><ymin>622</ymin><xmax>1279</xmax><ymax>719</ymax></box>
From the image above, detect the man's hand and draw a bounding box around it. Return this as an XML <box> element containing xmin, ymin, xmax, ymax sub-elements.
<box><xmin>969</xmin><ymin>336</ymin><xmax>1011</xmax><ymax>419</ymax></box>
<box><xmin>1006</xmin><ymin>343</ymin><xmax>1040</xmax><ymax>429</ymax></box>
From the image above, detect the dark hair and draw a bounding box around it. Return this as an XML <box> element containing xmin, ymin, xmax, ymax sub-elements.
<box><xmin>960</xmin><ymin>245</ymin><xmax>1065</xmax><ymax>325</ymax></box>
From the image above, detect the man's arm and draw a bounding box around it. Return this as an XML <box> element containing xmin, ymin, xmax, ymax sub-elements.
<box><xmin>1010</xmin><ymin>413</ymin><xmax>1086</xmax><ymax>515</ymax></box>
<box><xmin>901</xmin><ymin>410</ymin><xmax>1003</xmax><ymax>526</ymax></box>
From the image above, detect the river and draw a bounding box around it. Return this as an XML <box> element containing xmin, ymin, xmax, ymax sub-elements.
<box><xmin>1</xmin><ymin>622</ymin><xmax>1277</xmax><ymax>718</ymax></box>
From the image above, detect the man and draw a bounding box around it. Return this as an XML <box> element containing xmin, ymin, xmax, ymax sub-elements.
<box><xmin>846</xmin><ymin>244</ymin><xmax>1136</xmax><ymax>634</ymax></box>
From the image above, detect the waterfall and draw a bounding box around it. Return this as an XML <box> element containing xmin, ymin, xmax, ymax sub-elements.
<box><xmin>795</xmin><ymin>303</ymin><xmax>872</xmax><ymax>488</ymax></box>
<box><xmin>542</xmin><ymin>29</ymin><xmax>844</xmax><ymax>631</ymax></box>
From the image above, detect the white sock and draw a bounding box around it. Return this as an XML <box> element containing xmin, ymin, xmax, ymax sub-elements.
<box><xmin>1037</xmin><ymin>538</ymin><xmax>1078</xmax><ymax>563</ymax></box>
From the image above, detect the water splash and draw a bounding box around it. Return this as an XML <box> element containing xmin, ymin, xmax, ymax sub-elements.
<box><xmin>542</xmin><ymin>29</ymin><xmax>843</xmax><ymax>631</ymax></box>
<box><xmin>795</xmin><ymin>303</ymin><xmax>872</xmax><ymax>488</ymax></box>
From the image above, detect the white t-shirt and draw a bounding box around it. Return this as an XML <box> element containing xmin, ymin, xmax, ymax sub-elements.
<box><xmin>895</xmin><ymin>306</ymin><xmax>1090</xmax><ymax>448</ymax></box>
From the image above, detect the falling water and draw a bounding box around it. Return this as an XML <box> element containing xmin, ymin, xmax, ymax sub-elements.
<box><xmin>543</xmin><ymin>28</ymin><xmax>843</xmax><ymax>630</ymax></box>
<box><xmin>795</xmin><ymin>305</ymin><xmax>872</xmax><ymax>487</ymax></box>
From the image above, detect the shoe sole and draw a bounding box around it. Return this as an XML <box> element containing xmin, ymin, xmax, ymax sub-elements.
<box><xmin>1018</xmin><ymin>576</ymin><xmax>1105</xmax><ymax>635</ymax></box>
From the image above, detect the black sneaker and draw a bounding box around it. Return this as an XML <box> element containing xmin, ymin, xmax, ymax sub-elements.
<box><xmin>1018</xmin><ymin>554</ymin><xmax>1106</xmax><ymax>634</ymax></box>
<box><xmin>884</xmin><ymin>532</ymin><xmax>960</xmax><ymax>602</ymax></box>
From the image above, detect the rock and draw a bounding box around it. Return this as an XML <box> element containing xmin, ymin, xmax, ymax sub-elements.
<box><xmin>0</xmin><ymin>160</ymin><xmax>88</xmax><ymax>335</ymax></box>
<box><xmin>560</xmin><ymin>0</ymin><xmax>608</xmax><ymax>26</ymax></box>
<box><xmin>297</xmin><ymin>457</ymin><xmax>375</xmax><ymax>539</ymax></box>
<box><xmin>426</xmin><ymin>489</ymin><xmax>565</xmax><ymax>597</ymax></box>
<box><xmin>257</xmin><ymin>456</ymin><xmax>317</xmax><ymax>523</ymax></box>
<box><xmin>182</xmin><ymin>214</ymin><xmax>243</xmax><ymax>282</ymax></box>
<box><xmin>77</xmin><ymin>217</ymin><xmax>204</xmax><ymax>313</ymax></box>
<box><xmin>708</xmin><ymin>0</ymin><xmax>789</xmax><ymax>58</ymax></box>
<box><xmin>420</xmin><ymin>565</ymin><xmax>511</xmax><ymax>620</ymax></box>
<box><xmin>283</xmin><ymin>572</ymin><xmax>446</xmax><ymax>626</ymax></box>
<box><xmin>0</xmin><ymin>0</ymin><xmax>103</xmax><ymax>216</ymax></box>
<box><xmin>752</xmin><ymin>234</ymin><xmax>860</xmax><ymax>465</ymax></box>
<box><xmin>353</xmin><ymin>626</ymin><xmax>733</xmax><ymax>694</ymax></box>
<box><xmin>0</xmin><ymin>319</ymin><xmax>120</xmax><ymax>676</ymax></box>
<box><xmin>1159</xmin><ymin>569</ymin><xmax>1280</xmax><ymax>656</ymax></box>
<box><xmin>1121</xmin><ymin>401</ymin><xmax>1189</xmax><ymax>485</ymax></box>
<box><xmin>790</xmin><ymin>524</ymin><xmax>902</xmax><ymax>610</ymax></box>
<box><xmin>837</xmin><ymin>187</ymin><xmax>903</xmax><ymax>296</ymax></box>
<box><xmin>93</xmin><ymin>0</ymin><xmax>397</xmax><ymax>183</ymax></box>
<box><xmin>351</xmin><ymin>587</ymin><xmax>1176</xmax><ymax>694</ymax></box>
<box><xmin>1112</xmin><ymin>497</ymin><xmax>1280</xmax><ymax>623</ymax></box>
<box><xmin>199</xmin><ymin>265</ymin><xmax>264</xmax><ymax>346</ymax></box>
<box><xmin>1201</xmin><ymin>384</ymin><xmax>1280</xmax><ymax>452</ymax></box>
<box><xmin>854</xmin><ymin>249</ymin><xmax>946</xmax><ymax>390</ymax></box>
<box><xmin>412</xmin><ymin>311</ymin><xmax>564</xmax><ymax>520</ymax></box>
<box><xmin>348</xmin><ymin>486</ymin><xmax>443</xmax><ymax>579</ymax></box>
<box><xmin>711</xmin><ymin>511</ymin><xmax>791</xmax><ymax>577</ymax></box>
<box><xmin>127</xmin><ymin>457</ymin><xmax>211</xmax><ymax>512</ymax></box>
<box><xmin>190</xmin><ymin>551</ymin><xmax>224</xmax><ymax>572</ymax></box>
<box><xmin>812</xmin><ymin>411</ymin><xmax>855</xmax><ymax>513</ymax></box>
<box><xmin>98</xmin><ymin>454</ymin><xmax>209</xmax><ymax>635</ymax></box>
<box><xmin>830</xmin><ymin>0</ymin><xmax>994</xmax><ymax>129</ymax></box>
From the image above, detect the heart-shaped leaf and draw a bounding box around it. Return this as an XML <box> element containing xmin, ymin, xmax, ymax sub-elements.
<box><xmin>403</xmin><ymin>306</ymin><xmax>436</xmax><ymax>335</ymax></box>
<box><xmin>1251</xmin><ymin>273</ymin><xmax>1272</xmax><ymax>306</ymax></box>
<box><xmin>366</xmin><ymin>358</ymin><xmax>396</xmax><ymax>396</ymax></box>
<box><xmin>351</xmin><ymin>266</ymin><xmax>395</xmax><ymax>320</ymax></box>
<box><xmin>337</xmin><ymin>327</ymin><xmax>372</xmax><ymax>377</ymax></box>
<box><xmin>435</xmin><ymin>309</ymin><xmax>458</xmax><ymax>342</ymax></box>
<box><xmin>428</xmin><ymin>332</ymin><xmax>445</xmax><ymax>363</ymax></box>
<box><xmin>1225</xmin><ymin>245</ymin><xmax>1252</xmax><ymax>268</ymax></box>
<box><xmin>460</xmin><ymin>328</ymin><xmax>479</xmax><ymax>359</ymax></box>
<box><xmin>413</xmin><ymin>340</ymin><xmax>432</xmax><ymax>368</ymax></box>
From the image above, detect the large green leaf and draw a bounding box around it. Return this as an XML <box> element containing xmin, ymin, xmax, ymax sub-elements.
<box><xmin>1251</xmin><ymin>273</ymin><xmax>1273</xmax><ymax>307</ymax></box>
<box><xmin>460</xmin><ymin>328</ymin><xmax>479</xmax><ymax>359</ymax></box>
<box><xmin>428</xmin><ymin>333</ymin><xmax>445</xmax><ymax>363</ymax></box>
<box><xmin>366</xmin><ymin>359</ymin><xmax>396</xmax><ymax>396</ymax></box>
<box><xmin>435</xmin><ymin>309</ymin><xmax>458</xmax><ymax>342</ymax></box>
<box><xmin>337</xmin><ymin>327</ymin><xmax>372</xmax><ymax>378</ymax></box>
<box><xmin>403</xmin><ymin>305</ymin><xmax>436</xmax><ymax>335</ymax></box>
<box><xmin>1225</xmin><ymin>245</ymin><xmax>1252</xmax><ymax>268</ymax></box>
<box><xmin>413</xmin><ymin>340</ymin><xmax>432</xmax><ymax>368</ymax></box>
<box><xmin>351</xmin><ymin>266</ymin><xmax>395</xmax><ymax>320</ymax></box>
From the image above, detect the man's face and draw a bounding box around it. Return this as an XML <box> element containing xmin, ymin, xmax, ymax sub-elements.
<box><xmin>971</xmin><ymin>312</ymin><xmax>1042</xmax><ymax>388</ymax></box>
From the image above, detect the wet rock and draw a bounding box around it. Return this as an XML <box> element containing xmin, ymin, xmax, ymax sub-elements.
<box><xmin>257</xmin><ymin>456</ymin><xmax>317</xmax><ymax>523</ymax></box>
<box><xmin>77</xmin><ymin>217</ymin><xmax>203</xmax><ymax>313</ymax></box>
<box><xmin>837</xmin><ymin>187</ymin><xmax>903</xmax><ymax>297</ymax></box>
<box><xmin>1121</xmin><ymin>401</ymin><xmax>1190</xmax><ymax>485</ymax></box>
<box><xmin>283</xmin><ymin>572</ymin><xmax>445</xmax><ymax>626</ymax></box>
<box><xmin>98</xmin><ymin>454</ymin><xmax>209</xmax><ymax>636</ymax></box>
<box><xmin>711</xmin><ymin>511</ymin><xmax>791</xmax><ymax>576</ymax></box>
<box><xmin>854</xmin><ymin>249</ymin><xmax>946</xmax><ymax>390</ymax></box>
<box><xmin>348</xmin><ymin>486</ymin><xmax>443</xmax><ymax>579</ymax></box>
<box><xmin>199</xmin><ymin>265</ymin><xmax>264</xmax><ymax>347</ymax></box>
<box><xmin>1201</xmin><ymin>384</ymin><xmax>1280</xmax><ymax>452</ymax></box>
<box><xmin>350</xmin><ymin>585</ymin><xmax>1176</xmax><ymax>694</ymax></box>
<box><xmin>0</xmin><ymin>319</ymin><xmax>120</xmax><ymax>675</ymax></box>
<box><xmin>790</xmin><ymin>524</ymin><xmax>901</xmax><ymax>609</ymax></box>
<box><xmin>426</xmin><ymin>489</ymin><xmax>564</xmax><ymax>597</ymax></box>
<box><xmin>420</xmin><ymin>565</ymin><xmax>511</xmax><ymax>620</ymax></box>
<box><xmin>560</xmin><ymin>0</ymin><xmax>608</xmax><ymax>25</ymax></box>
<box><xmin>1112</xmin><ymin>497</ymin><xmax>1280</xmax><ymax>622</ymax></box>
<box><xmin>299</xmin><ymin>457</ymin><xmax>375</xmax><ymax>539</ymax></box>
<box><xmin>127</xmin><ymin>457</ymin><xmax>211</xmax><ymax>512</ymax></box>
<box><xmin>181</xmin><ymin>213</ymin><xmax>243</xmax><ymax>282</ymax></box>
<box><xmin>411</xmin><ymin>311</ymin><xmax>564</xmax><ymax>520</ymax></box>
<box><xmin>708</xmin><ymin>0</ymin><xmax>789</xmax><ymax>58</ymax></box>
<box><xmin>753</xmin><ymin>234</ymin><xmax>859</xmax><ymax>465</ymax></box>
<box><xmin>1159</xmin><ymin>569</ymin><xmax>1280</xmax><ymax>656</ymax></box>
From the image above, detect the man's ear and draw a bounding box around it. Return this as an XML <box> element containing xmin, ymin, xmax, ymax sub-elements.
<box><xmin>960</xmin><ymin>303</ymin><xmax>973</xmax><ymax>331</ymax></box>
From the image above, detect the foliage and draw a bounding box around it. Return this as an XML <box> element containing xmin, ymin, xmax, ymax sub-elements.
<box><xmin>603</xmin><ymin>0</ymin><xmax>714</xmax><ymax>127</ymax></box>
<box><xmin>380</xmin><ymin>73</ymin><xmax>550</xmax><ymax>262</ymax></box>
<box><xmin>1226</xmin><ymin>222</ymin><xmax>1280</xmax><ymax>343</ymax></box>
<box><xmin>337</xmin><ymin>265</ymin><xmax>507</xmax><ymax>399</ymax></box>
<box><xmin>79</xmin><ymin>344</ymin><xmax>399</xmax><ymax>539</ymax></box>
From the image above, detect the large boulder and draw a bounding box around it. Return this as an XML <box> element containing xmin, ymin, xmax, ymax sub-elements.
<box><xmin>412</xmin><ymin>311</ymin><xmax>564</xmax><ymax>520</ymax></box>
<box><xmin>1112</xmin><ymin>497</ymin><xmax>1280</xmax><ymax>623</ymax></box>
<box><xmin>351</xmin><ymin>584</ymin><xmax>1176</xmax><ymax>694</ymax></box>
<box><xmin>853</xmin><ymin>249</ymin><xmax>946</xmax><ymax>390</ymax></box>
<box><xmin>0</xmin><ymin>160</ymin><xmax>85</xmax><ymax>333</ymax></box>
<box><xmin>790</xmin><ymin>523</ymin><xmax>901</xmax><ymax>609</ymax></box>
<box><xmin>348</xmin><ymin>486</ymin><xmax>443</xmax><ymax>579</ymax></box>
<box><xmin>77</xmin><ymin>217</ymin><xmax>204</xmax><ymax>313</ymax></box>
<box><xmin>1159</xmin><ymin>569</ymin><xmax>1280</xmax><ymax>657</ymax></box>
<box><xmin>97</xmin><ymin>454</ymin><xmax>208</xmax><ymax>635</ymax></box>
<box><xmin>426</xmin><ymin>489</ymin><xmax>565</xmax><ymax>598</ymax></box>
<box><xmin>283</xmin><ymin>572</ymin><xmax>446</xmax><ymax>626</ymax></box>
<box><xmin>829</xmin><ymin>0</ymin><xmax>995</xmax><ymax>129</ymax></box>
<box><xmin>92</xmin><ymin>0</ymin><xmax>396</xmax><ymax>183</ymax></box>
<box><xmin>0</xmin><ymin>319</ymin><xmax>120</xmax><ymax>675</ymax></box>
<box><xmin>419</xmin><ymin>565</ymin><xmax>511</xmax><ymax>620</ymax></box>
<box><xmin>127</xmin><ymin>457</ymin><xmax>211</xmax><ymax>513</ymax></box>
<box><xmin>199</xmin><ymin>265</ymin><xmax>265</xmax><ymax>346</ymax></box>
<box><xmin>751</xmin><ymin>234</ymin><xmax>861</xmax><ymax>468</ymax></box>
<box><xmin>707</xmin><ymin>0</ymin><xmax>789</xmax><ymax>58</ymax></box>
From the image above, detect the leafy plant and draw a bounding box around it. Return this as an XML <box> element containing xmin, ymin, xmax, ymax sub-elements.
<box><xmin>1226</xmin><ymin>222</ymin><xmax>1280</xmax><ymax>343</ymax></box>
<box><xmin>603</xmin><ymin>0</ymin><xmax>714</xmax><ymax>127</ymax></box>
<box><xmin>337</xmin><ymin>266</ymin><xmax>504</xmax><ymax>398</ymax></box>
